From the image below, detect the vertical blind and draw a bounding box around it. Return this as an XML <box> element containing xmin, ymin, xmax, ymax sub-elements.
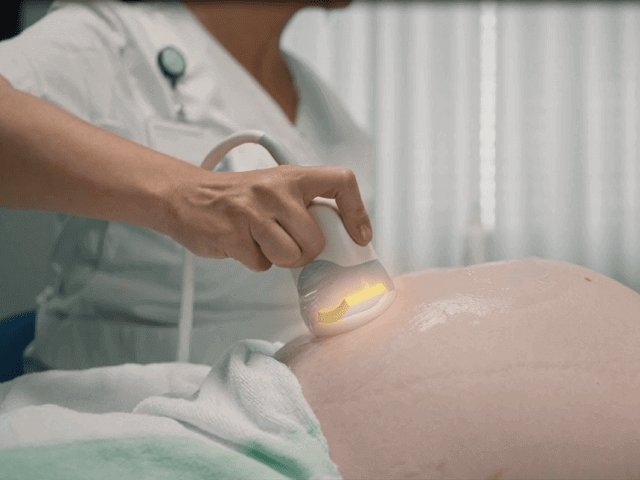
<box><xmin>282</xmin><ymin>1</ymin><xmax>640</xmax><ymax>294</ymax></box>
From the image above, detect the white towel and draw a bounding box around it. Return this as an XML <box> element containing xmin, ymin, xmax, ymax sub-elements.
<box><xmin>133</xmin><ymin>339</ymin><xmax>342</xmax><ymax>480</ymax></box>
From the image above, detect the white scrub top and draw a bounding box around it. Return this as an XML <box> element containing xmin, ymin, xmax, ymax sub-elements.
<box><xmin>0</xmin><ymin>1</ymin><xmax>376</xmax><ymax>370</ymax></box>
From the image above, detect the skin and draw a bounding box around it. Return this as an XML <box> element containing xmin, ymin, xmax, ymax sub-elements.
<box><xmin>185</xmin><ymin>2</ymin><xmax>303</xmax><ymax>124</ymax></box>
<box><xmin>275</xmin><ymin>258</ymin><xmax>640</xmax><ymax>479</ymax></box>
<box><xmin>0</xmin><ymin>0</ymin><xmax>369</xmax><ymax>272</ymax></box>
<box><xmin>184</xmin><ymin>1</ymin><xmax>351</xmax><ymax>123</ymax></box>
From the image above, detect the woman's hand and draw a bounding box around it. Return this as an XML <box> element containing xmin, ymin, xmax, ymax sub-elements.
<box><xmin>165</xmin><ymin>164</ymin><xmax>373</xmax><ymax>271</ymax></box>
<box><xmin>0</xmin><ymin>74</ymin><xmax>371</xmax><ymax>272</ymax></box>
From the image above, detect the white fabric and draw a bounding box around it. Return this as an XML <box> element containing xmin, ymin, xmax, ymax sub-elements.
<box><xmin>0</xmin><ymin>363</ymin><xmax>213</xmax><ymax>447</ymax></box>
<box><xmin>494</xmin><ymin>3</ymin><xmax>640</xmax><ymax>293</ymax></box>
<box><xmin>0</xmin><ymin>0</ymin><xmax>375</xmax><ymax>369</ymax></box>
<box><xmin>0</xmin><ymin>362</ymin><xmax>209</xmax><ymax>416</ymax></box>
<box><xmin>282</xmin><ymin>4</ymin><xmax>482</xmax><ymax>274</ymax></box>
<box><xmin>283</xmin><ymin>3</ymin><xmax>640</xmax><ymax>293</ymax></box>
<box><xmin>133</xmin><ymin>340</ymin><xmax>337</xmax><ymax>472</ymax></box>
<box><xmin>0</xmin><ymin>340</ymin><xmax>342</xmax><ymax>479</ymax></box>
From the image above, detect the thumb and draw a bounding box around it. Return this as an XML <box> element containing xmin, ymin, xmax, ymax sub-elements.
<box><xmin>301</xmin><ymin>167</ymin><xmax>372</xmax><ymax>246</ymax></box>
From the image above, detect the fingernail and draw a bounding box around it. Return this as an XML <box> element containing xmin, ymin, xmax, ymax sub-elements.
<box><xmin>360</xmin><ymin>224</ymin><xmax>372</xmax><ymax>243</ymax></box>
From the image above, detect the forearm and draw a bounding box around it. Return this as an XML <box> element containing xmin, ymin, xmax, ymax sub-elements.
<box><xmin>0</xmin><ymin>76</ymin><xmax>194</xmax><ymax>236</ymax></box>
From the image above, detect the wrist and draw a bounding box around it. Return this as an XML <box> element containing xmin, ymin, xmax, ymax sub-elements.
<box><xmin>140</xmin><ymin>157</ymin><xmax>193</xmax><ymax>240</ymax></box>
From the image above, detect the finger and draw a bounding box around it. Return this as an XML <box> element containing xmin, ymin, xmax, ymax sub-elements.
<box><xmin>276</xmin><ymin>206</ymin><xmax>326</xmax><ymax>268</ymax></box>
<box><xmin>231</xmin><ymin>236</ymin><xmax>273</xmax><ymax>272</ymax></box>
<box><xmin>250</xmin><ymin>218</ymin><xmax>304</xmax><ymax>268</ymax></box>
<box><xmin>299</xmin><ymin>167</ymin><xmax>372</xmax><ymax>246</ymax></box>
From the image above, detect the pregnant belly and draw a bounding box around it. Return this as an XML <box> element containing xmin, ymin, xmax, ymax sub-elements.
<box><xmin>276</xmin><ymin>258</ymin><xmax>640</xmax><ymax>480</ymax></box>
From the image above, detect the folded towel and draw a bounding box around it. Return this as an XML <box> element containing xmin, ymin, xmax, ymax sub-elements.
<box><xmin>134</xmin><ymin>339</ymin><xmax>341</xmax><ymax>480</ymax></box>
<box><xmin>0</xmin><ymin>340</ymin><xmax>342</xmax><ymax>480</ymax></box>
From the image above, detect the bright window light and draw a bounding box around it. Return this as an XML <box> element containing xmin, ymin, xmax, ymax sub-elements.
<box><xmin>480</xmin><ymin>2</ymin><xmax>497</xmax><ymax>231</ymax></box>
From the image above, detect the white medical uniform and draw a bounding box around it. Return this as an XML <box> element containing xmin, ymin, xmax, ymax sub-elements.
<box><xmin>0</xmin><ymin>1</ymin><xmax>375</xmax><ymax>369</ymax></box>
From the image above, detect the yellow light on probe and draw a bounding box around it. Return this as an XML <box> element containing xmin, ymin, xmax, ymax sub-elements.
<box><xmin>317</xmin><ymin>282</ymin><xmax>388</xmax><ymax>325</ymax></box>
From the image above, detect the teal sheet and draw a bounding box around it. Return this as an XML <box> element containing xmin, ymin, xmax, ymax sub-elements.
<box><xmin>0</xmin><ymin>435</ymin><xmax>292</xmax><ymax>480</ymax></box>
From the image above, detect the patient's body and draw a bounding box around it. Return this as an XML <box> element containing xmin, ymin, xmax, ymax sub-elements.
<box><xmin>274</xmin><ymin>258</ymin><xmax>640</xmax><ymax>480</ymax></box>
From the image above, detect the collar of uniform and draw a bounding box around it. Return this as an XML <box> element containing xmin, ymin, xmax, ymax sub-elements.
<box><xmin>173</xmin><ymin>3</ymin><xmax>325</xmax><ymax>167</ymax></box>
